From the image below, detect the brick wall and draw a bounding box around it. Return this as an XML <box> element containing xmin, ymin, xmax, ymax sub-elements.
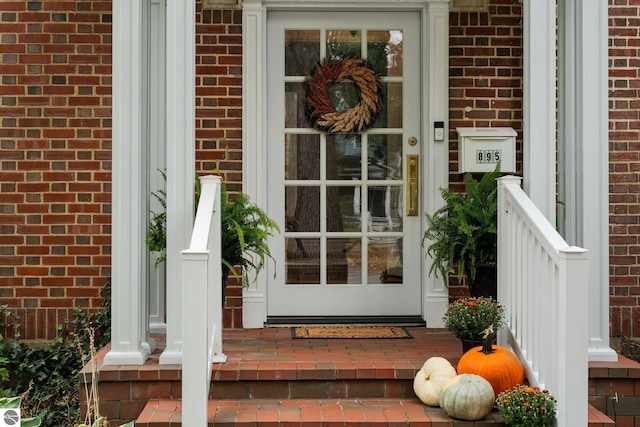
<box><xmin>608</xmin><ymin>0</ymin><xmax>640</xmax><ymax>340</ymax></box>
<box><xmin>449</xmin><ymin>1</ymin><xmax>523</xmax><ymax>192</ymax></box>
<box><xmin>446</xmin><ymin>1</ymin><xmax>523</xmax><ymax>296</ymax></box>
<box><xmin>1</xmin><ymin>0</ymin><xmax>639</xmax><ymax>340</ymax></box>
<box><xmin>0</xmin><ymin>0</ymin><xmax>113</xmax><ymax>339</ymax></box>
<box><xmin>195</xmin><ymin>4</ymin><xmax>244</xmax><ymax>327</ymax></box>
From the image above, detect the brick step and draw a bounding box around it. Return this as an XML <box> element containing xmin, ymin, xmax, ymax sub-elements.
<box><xmin>134</xmin><ymin>398</ymin><xmax>504</xmax><ymax>426</ymax></box>
<box><xmin>135</xmin><ymin>399</ymin><xmax>614</xmax><ymax>426</ymax></box>
<box><xmin>209</xmin><ymin>378</ymin><xmax>415</xmax><ymax>400</ymax></box>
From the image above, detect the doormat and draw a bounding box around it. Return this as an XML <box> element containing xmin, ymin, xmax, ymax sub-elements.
<box><xmin>291</xmin><ymin>326</ymin><xmax>413</xmax><ymax>339</ymax></box>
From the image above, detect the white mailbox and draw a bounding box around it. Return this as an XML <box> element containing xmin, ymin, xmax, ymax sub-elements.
<box><xmin>456</xmin><ymin>127</ymin><xmax>516</xmax><ymax>173</ymax></box>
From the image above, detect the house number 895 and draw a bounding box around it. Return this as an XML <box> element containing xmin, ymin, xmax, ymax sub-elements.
<box><xmin>476</xmin><ymin>150</ymin><xmax>501</xmax><ymax>164</ymax></box>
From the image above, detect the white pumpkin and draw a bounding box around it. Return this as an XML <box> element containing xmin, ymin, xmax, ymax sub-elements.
<box><xmin>439</xmin><ymin>374</ymin><xmax>495</xmax><ymax>421</ymax></box>
<box><xmin>412</xmin><ymin>357</ymin><xmax>457</xmax><ymax>406</ymax></box>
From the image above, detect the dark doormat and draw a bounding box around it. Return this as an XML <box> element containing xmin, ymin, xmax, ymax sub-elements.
<box><xmin>291</xmin><ymin>325</ymin><xmax>413</xmax><ymax>339</ymax></box>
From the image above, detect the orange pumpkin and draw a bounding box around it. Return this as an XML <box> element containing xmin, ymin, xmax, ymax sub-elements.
<box><xmin>456</xmin><ymin>331</ymin><xmax>524</xmax><ymax>397</ymax></box>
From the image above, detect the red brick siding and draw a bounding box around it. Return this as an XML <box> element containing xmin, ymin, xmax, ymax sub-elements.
<box><xmin>608</xmin><ymin>0</ymin><xmax>640</xmax><ymax>339</ymax></box>
<box><xmin>0</xmin><ymin>0</ymin><xmax>112</xmax><ymax>339</ymax></box>
<box><xmin>1</xmin><ymin>0</ymin><xmax>639</xmax><ymax>340</ymax></box>
<box><xmin>447</xmin><ymin>1</ymin><xmax>523</xmax><ymax>296</ymax></box>
<box><xmin>195</xmin><ymin>4</ymin><xmax>244</xmax><ymax>327</ymax></box>
<box><xmin>449</xmin><ymin>1</ymin><xmax>523</xmax><ymax>192</ymax></box>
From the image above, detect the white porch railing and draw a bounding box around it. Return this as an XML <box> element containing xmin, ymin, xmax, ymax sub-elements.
<box><xmin>182</xmin><ymin>175</ymin><xmax>227</xmax><ymax>426</ymax></box>
<box><xmin>497</xmin><ymin>176</ymin><xmax>589</xmax><ymax>427</ymax></box>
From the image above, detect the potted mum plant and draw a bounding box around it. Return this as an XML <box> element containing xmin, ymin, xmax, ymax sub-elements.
<box><xmin>496</xmin><ymin>384</ymin><xmax>557</xmax><ymax>426</ymax></box>
<box><xmin>442</xmin><ymin>296</ymin><xmax>504</xmax><ymax>352</ymax></box>
<box><xmin>422</xmin><ymin>165</ymin><xmax>501</xmax><ymax>298</ymax></box>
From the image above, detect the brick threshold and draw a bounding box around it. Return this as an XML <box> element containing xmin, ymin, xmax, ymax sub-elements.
<box><xmin>135</xmin><ymin>399</ymin><xmax>614</xmax><ymax>426</ymax></box>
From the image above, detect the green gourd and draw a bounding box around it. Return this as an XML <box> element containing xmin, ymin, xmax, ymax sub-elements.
<box><xmin>439</xmin><ymin>374</ymin><xmax>495</xmax><ymax>421</ymax></box>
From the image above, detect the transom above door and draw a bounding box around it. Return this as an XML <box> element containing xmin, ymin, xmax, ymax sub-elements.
<box><xmin>266</xmin><ymin>10</ymin><xmax>423</xmax><ymax>317</ymax></box>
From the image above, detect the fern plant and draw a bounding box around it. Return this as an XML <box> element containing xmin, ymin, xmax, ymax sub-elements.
<box><xmin>422</xmin><ymin>166</ymin><xmax>501</xmax><ymax>286</ymax></box>
<box><xmin>220</xmin><ymin>185</ymin><xmax>280</xmax><ymax>286</ymax></box>
<box><xmin>146</xmin><ymin>170</ymin><xmax>167</xmax><ymax>268</ymax></box>
<box><xmin>147</xmin><ymin>172</ymin><xmax>280</xmax><ymax>290</ymax></box>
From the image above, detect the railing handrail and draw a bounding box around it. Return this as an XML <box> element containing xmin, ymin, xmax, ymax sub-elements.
<box><xmin>181</xmin><ymin>175</ymin><xmax>226</xmax><ymax>426</ymax></box>
<box><xmin>497</xmin><ymin>175</ymin><xmax>589</xmax><ymax>427</ymax></box>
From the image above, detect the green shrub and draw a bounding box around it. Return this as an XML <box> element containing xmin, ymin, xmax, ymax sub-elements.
<box><xmin>0</xmin><ymin>281</ymin><xmax>112</xmax><ymax>426</ymax></box>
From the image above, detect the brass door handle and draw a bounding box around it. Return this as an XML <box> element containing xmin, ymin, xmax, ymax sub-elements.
<box><xmin>407</xmin><ymin>155</ymin><xmax>419</xmax><ymax>216</ymax></box>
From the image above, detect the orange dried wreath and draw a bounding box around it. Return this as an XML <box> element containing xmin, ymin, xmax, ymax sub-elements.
<box><xmin>306</xmin><ymin>58</ymin><xmax>382</xmax><ymax>134</ymax></box>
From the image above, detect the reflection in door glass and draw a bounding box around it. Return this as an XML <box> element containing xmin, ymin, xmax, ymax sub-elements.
<box><xmin>285</xmin><ymin>134</ymin><xmax>320</xmax><ymax>180</ymax></box>
<box><xmin>368</xmin><ymin>186</ymin><xmax>403</xmax><ymax>232</ymax></box>
<box><xmin>372</xmin><ymin>83</ymin><xmax>403</xmax><ymax>128</ymax></box>
<box><xmin>369</xmin><ymin>237</ymin><xmax>403</xmax><ymax>284</ymax></box>
<box><xmin>368</xmin><ymin>134</ymin><xmax>403</xmax><ymax>180</ymax></box>
<box><xmin>285</xmin><ymin>82</ymin><xmax>312</xmax><ymax>128</ymax></box>
<box><xmin>327</xmin><ymin>238</ymin><xmax>360</xmax><ymax>284</ymax></box>
<box><xmin>327</xmin><ymin>30</ymin><xmax>362</xmax><ymax>59</ymax></box>
<box><xmin>327</xmin><ymin>185</ymin><xmax>361</xmax><ymax>233</ymax></box>
<box><xmin>367</xmin><ymin>30</ymin><xmax>403</xmax><ymax>76</ymax></box>
<box><xmin>285</xmin><ymin>237</ymin><xmax>320</xmax><ymax>284</ymax></box>
<box><xmin>285</xmin><ymin>30</ymin><xmax>320</xmax><ymax>76</ymax></box>
<box><xmin>329</xmin><ymin>134</ymin><xmax>362</xmax><ymax>180</ymax></box>
<box><xmin>285</xmin><ymin>186</ymin><xmax>320</xmax><ymax>232</ymax></box>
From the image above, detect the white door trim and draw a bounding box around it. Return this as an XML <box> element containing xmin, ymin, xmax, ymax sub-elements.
<box><xmin>242</xmin><ymin>0</ymin><xmax>450</xmax><ymax>328</ymax></box>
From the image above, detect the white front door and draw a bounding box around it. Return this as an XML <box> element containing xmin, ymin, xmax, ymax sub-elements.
<box><xmin>266</xmin><ymin>11</ymin><xmax>423</xmax><ymax>317</ymax></box>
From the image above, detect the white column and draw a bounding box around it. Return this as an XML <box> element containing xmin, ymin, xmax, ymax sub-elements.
<box><xmin>105</xmin><ymin>0</ymin><xmax>154</xmax><ymax>365</ymax></box>
<box><xmin>423</xmin><ymin>0</ymin><xmax>450</xmax><ymax>328</ymax></box>
<box><xmin>522</xmin><ymin>0</ymin><xmax>555</xmax><ymax>223</ymax></box>
<box><xmin>242</xmin><ymin>0</ymin><xmax>267</xmax><ymax>328</ymax></box>
<box><xmin>160</xmin><ymin>0</ymin><xmax>196</xmax><ymax>364</ymax></box>
<box><xmin>558</xmin><ymin>0</ymin><xmax>617</xmax><ymax>361</ymax></box>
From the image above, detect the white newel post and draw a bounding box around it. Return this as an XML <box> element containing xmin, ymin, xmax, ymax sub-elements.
<box><xmin>160</xmin><ymin>0</ymin><xmax>196</xmax><ymax>364</ymax></box>
<box><xmin>105</xmin><ymin>0</ymin><xmax>155</xmax><ymax>365</ymax></box>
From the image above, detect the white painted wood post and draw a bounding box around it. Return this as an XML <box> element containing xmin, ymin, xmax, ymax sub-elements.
<box><xmin>558</xmin><ymin>0</ymin><xmax>617</xmax><ymax>362</ymax></box>
<box><xmin>241</xmin><ymin>0</ymin><xmax>267</xmax><ymax>329</ymax></box>
<box><xmin>182</xmin><ymin>175</ymin><xmax>226</xmax><ymax>427</ymax></box>
<box><xmin>160</xmin><ymin>0</ymin><xmax>196</xmax><ymax>365</ymax></box>
<box><xmin>423</xmin><ymin>0</ymin><xmax>451</xmax><ymax>328</ymax></box>
<box><xmin>105</xmin><ymin>0</ymin><xmax>154</xmax><ymax>366</ymax></box>
<box><xmin>556</xmin><ymin>246</ymin><xmax>589</xmax><ymax>426</ymax></box>
<box><xmin>522</xmin><ymin>0</ymin><xmax>556</xmax><ymax>223</ymax></box>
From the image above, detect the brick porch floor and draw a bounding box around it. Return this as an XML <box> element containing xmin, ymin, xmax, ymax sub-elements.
<box><xmin>82</xmin><ymin>327</ymin><xmax>618</xmax><ymax>426</ymax></box>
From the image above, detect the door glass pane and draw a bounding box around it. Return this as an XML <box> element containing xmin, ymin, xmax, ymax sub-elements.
<box><xmin>285</xmin><ymin>30</ymin><xmax>320</xmax><ymax>76</ymax></box>
<box><xmin>330</xmin><ymin>134</ymin><xmax>361</xmax><ymax>180</ymax></box>
<box><xmin>369</xmin><ymin>237</ymin><xmax>403</xmax><ymax>284</ymax></box>
<box><xmin>327</xmin><ymin>238</ymin><xmax>360</xmax><ymax>284</ymax></box>
<box><xmin>368</xmin><ymin>134</ymin><xmax>402</xmax><ymax>180</ymax></box>
<box><xmin>372</xmin><ymin>82</ymin><xmax>403</xmax><ymax>128</ymax></box>
<box><xmin>327</xmin><ymin>81</ymin><xmax>358</xmax><ymax>112</ymax></box>
<box><xmin>327</xmin><ymin>185</ymin><xmax>361</xmax><ymax>232</ymax></box>
<box><xmin>367</xmin><ymin>30</ymin><xmax>403</xmax><ymax>76</ymax></box>
<box><xmin>368</xmin><ymin>185</ymin><xmax>402</xmax><ymax>232</ymax></box>
<box><xmin>285</xmin><ymin>82</ymin><xmax>311</xmax><ymax>128</ymax></box>
<box><xmin>285</xmin><ymin>134</ymin><xmax>320</xmax><ymax>180</ymax></box>
<box><xmin>286</xmin><ymin>237</ymin><xmax>320</xmax><ymax>284</ymax></box>
<box><xmin>285</xmin><ymin>186</ymin><xmax>320</xmax><ymax>232</ymax></box>
<box><xmin>327</xmin><ymin>30</ymin><xmax>361</xmax><ymax>59</ymax></box>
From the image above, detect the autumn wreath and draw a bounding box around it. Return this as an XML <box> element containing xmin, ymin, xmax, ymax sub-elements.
<box><xmin>306</xmin><ymin>58</ymin><xmax>382</xmax><ymax>134</ymax></box>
